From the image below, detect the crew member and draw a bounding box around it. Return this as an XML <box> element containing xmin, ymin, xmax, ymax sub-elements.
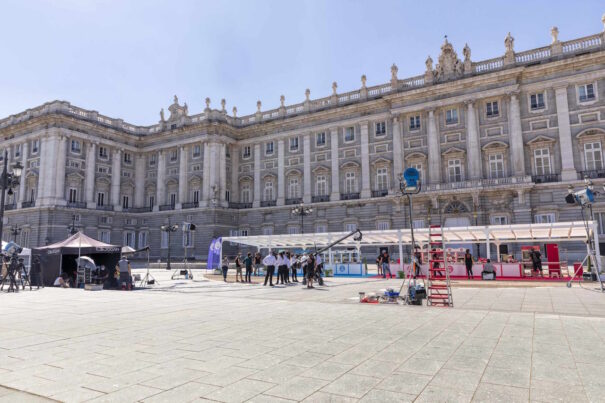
<box><xmin>482</xmin><ymin>259</ymin><xmax>496</xmax><ymax>280</ymax></box>
<box><xmin>243</xmin><ymin>252</ymin><xmax>253</xmax><ymax>283</ymax></box>
<box><xmin>381</xmin><ymin>250</ymin><xmax>392</xmax><ymax>279</ymax></box>
<box><xmin>464</xmin><ymin>249</ymin><xmax>474</xmax><ymax>280</ymax></box>
<box><xmin>221</xmin><ymin>256</ymin><xmax>229</xmax><ymax>282</ymax></box>
<box><xmin>263</xmin><ymin>251</ymin><xmax>277</xmax><ymax>286</ymax></box>
<box><xmin>316</xmin><ymin>253</ymin><xmax>323</xmax><ymax>278</ymax></box>
<box><xmin>306</xmin><ymin>253</ymin><xmax>316</xmax><ymax>289</ymax></box>
<box><xmin>285</xmin><ymin>252</ymin><xmax>292</xmax><ymax>284</ymax></box>
<box><xmin>291</xmin><ymin>254</ymin><xmax>299</xmax><ymax>282</ymax></box>
<box><xmin>117</xmin><ymin>256</ymin><xmax>132</xmax><ymax>290</ymax></box>
<box><xmin>234</xmin><ymin>253</ymin><xmax>243</xmax><ymax>283</ymax></box>
<box><xmin>253</xmin><ymin>252</ymin><xmax>262</xmax><ymax>276</ymax></box>
<box><xmin>276</xmin><ymin>251</ymin><xmax>288</xmax><ymax>285</ymax></box>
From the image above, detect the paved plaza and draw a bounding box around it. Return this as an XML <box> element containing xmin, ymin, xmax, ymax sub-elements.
<box><xmin>1</xmin><ymin>272</ymin><xmax>605</xmax><ymax>402</ymax></box>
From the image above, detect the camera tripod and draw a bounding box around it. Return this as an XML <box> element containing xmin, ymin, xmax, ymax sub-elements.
<box><xmin>139</xmin><ymin>248</ymin><xmax>158</xmax><ymax>287</ymax></box>
<box><xmin>0</xmin><ymin>258</ymin><xmax>27</xmax><ymax>292</ymax></box>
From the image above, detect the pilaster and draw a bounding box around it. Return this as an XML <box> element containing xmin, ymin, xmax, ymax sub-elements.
<box><xmin>177</xmin><ymin>145</ymin><xmax>188</xmax><ymax>209</ymax></box>
<box><xmin>202</xmin><ymin>143</ymin><xmax>210</xmax><ymax>204</ymax></box>
<box><xmin>155</xmin><ymin>151</ymin><xmax>165</xmax><ymax>212</ymax></box>
<box><xmin>219</xmin><ymin>143</ymin><xmax>228</xmax><ymax>207</ymax></box>
<box><xmin>17</xmin><ymin>141</ymin><xmax>28</xmax><ymax>208</ymax></box>
<box><xmin>330</xmin><ymin>128</ymin><xmax>340</xmax><ymax>201</ymax></box>
<box><xmin>391</xmin><ymin>116</ymin><xmax>404</xmax><ymax>190</ymax></box>
<box><xmin>111</xmin><ymin>149</ymin><xmax>122</xmax><ymax>211</ymax></box>
<box><xmin>277</xmin><ymin>139</ymin><xmax>285</xmax><ymax>206</ymax></box>
<box><xmin>508</xmin><ymin>93</ymin><xmax>526</xmax><ymax>176</ymax></box>
<box><xmin>253</xmin><ymin>144</ymin><xmax>261</xmax><ymax>208</ymax></box>
<box><xmin>360</xmin><ymin>122</ymin><xmax>371</xmax><ymax>199</ymax></box>
<box><xmin>85</xmin><ymin>142</ymin><xmax>97</xmax><ymax>208</ymax></box>
<box><xmin>134</xmin><ymin>154</ymin><xmax>146</xmax><ymax>208</ymax></box>
<box><xmin>554</xmin><ymin>85</ymin><xmax>578</xmax><ymax>181</ymax></box>
<box><xmin>230</xmin><ymin>144</ymin><xmax>239</xmax><ymax>204</ymax></box>
<box><xmin>427</xmin><ymin>110</ymin><xmax>441</xmax><ymax>184</ymax></box>
<box><xmin>465</xmin><ymin>101</ymin><xmax>481</xmax><ymax>179</ymax></box>
<box><xmin>303</xmin><ymin>134</ymin><xmax>311</xmax><ymax>203</ymax></box>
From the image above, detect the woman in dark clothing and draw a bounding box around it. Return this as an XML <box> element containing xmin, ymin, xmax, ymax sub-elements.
<box><xmin>464</xmin><ymin>249</ymin><xmax>474</xmax><ymax>280</ymax></box>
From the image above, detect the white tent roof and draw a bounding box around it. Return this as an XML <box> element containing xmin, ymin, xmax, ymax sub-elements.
<box><xmin>223</xmin><ymin>221</ymin><xmax>594</xmax><ymax>249</ymax></box>
<box><xmin>36</xmin><ymin>231</ymin><xmax>117</xmax><ymax>250</ymax></box>
<box><xmin>2</xmin><ymin>240</ymin><xmax>31</xmax><ymax>256</ymax></box>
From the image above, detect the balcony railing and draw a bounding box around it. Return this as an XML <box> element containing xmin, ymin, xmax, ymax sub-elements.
<box><xmin>285</xmin><ymin>198</ymin><xmax>302</xmax><ymax>205</ymax></box>
<box><xmin>159</xmin><ymin>204</ymin><xmax>175</xmax><ymax>211</ymax></box>
<box><xmin>66</xmin><ymin>201</ymin><xmax>87</xmax><ymax>209</ymax></box>
<box><xmin>312</xmin><ymin>195</ymin><xmax>330</xmax><ymax>203</ymax></box>
<box><xmin>22</xmin><ymin>201</ymin><xmax>35</xmax><ymax>208</ymax></box>
<box><xmin>229</xmin><ymin>202</ymin><xmax>252</xmax><ymax>209</ymax></box>
<box><xmin>182</xmin><ymin>202</ymin><xmax>199</xmax><ymax>209</ymax></box>
<box><xmin>261</xmin><ymin>200</ymin><xmax>276</xmax><ymax>207</ymax></box>
<box><xmin>96</xmin><ymin>205</ymin><xmax>113</xmax><ymax>211</ymax></box>
<box><xmin>341</xmin><ymin>192</ymin><xmax>360</xmax><ymax>200</ymax></box>
<box><xmin>371</xmin><ymin>189</ymin><xmax>388</xmax><ymax>198</ymax></box>
<box><xmin>4</xmin><ymin>203</ymin><xmax>16</xmax><ymax>211</ymax></box>
<box><xmin>128</xmin><ymin>207</ymin><xmax>153</xmax><ymax>213</ymax></box>
<box><xmin>424</xmin><ymin>176</ymin><xmax>532</xmax><ymax>192</ymax></box>
<box><xmin>580</xmin><ymin>169</ymin><xmax>605</xmax><ymax>179</ymax></box>
<box><xmin>532</xmin><ymin>174</ymin><xmax>560</xmax><ymax>184</ymax></box>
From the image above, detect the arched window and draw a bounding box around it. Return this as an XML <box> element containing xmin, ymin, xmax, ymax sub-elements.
<box><xmin>288</xmin><ymin>177</ymin><xmax>300</xmax><ymax>198</ymax></box>
<box><xmin>316</xmin><ymin>175</ymin><xmax>327</xmax><ymax>196</ymax></box>
<box><xmin>444</xmin><ymin>200</ymin><xmax>468</xmax><ymax>214</ymax></box>
<box><xmin>241</xmin><ymin>183</ymin><xmax>251</xmax><ymax>203</ymax></box>
<box><xmin>264</xmin><ymin>181</ymin><xmax>274</xmax><ymax>201</ymax></box>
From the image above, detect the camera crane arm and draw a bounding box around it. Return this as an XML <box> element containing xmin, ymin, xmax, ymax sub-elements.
<box><xmin>310</xmin><ymin>229</ymin><xmax>362</xmax><ymax>257</ymax></box>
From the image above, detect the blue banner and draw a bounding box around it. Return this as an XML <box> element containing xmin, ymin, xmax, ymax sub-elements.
<box><xmin>207</xmin><ymin>238</ymin><xmax>222</xmax><ymax>270</ymax></box>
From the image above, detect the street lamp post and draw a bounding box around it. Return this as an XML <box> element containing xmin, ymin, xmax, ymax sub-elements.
<box><xmin>9</xmin><ymin>224</ymin><xmax>21</xmax><ymax>242</ymax></box>
<box><xmin>160</xmin><ymin>221</ymin><xmax>179</xmax><ymax>271</ymax></box>
<box><xmin>291</xmin><ymin>202</ymin><xmax>313</xmax><ymax>234</ymax></box>
<box><xmin>0</xmin><ymin>150</ymin><xmax>23</xmax><ymax>243</ymax></box>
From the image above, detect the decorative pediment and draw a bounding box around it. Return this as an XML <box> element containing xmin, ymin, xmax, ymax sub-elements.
<box><xmin>262</xmin><ymin>173</ymin><xmax>276</xmax><ymax>181</ymax></box>
<box><xmin>526</xmin><ymin>135</ymin><xmax>556</xmax><ymax>145</ymax></box>
<box><xmin>442</xmin><ymin>146</ymin><xmax>466</xmax><ymax>156</ymax></box>
<box><xmin>121</xmin><ymin>179</ymin><xmax>135</xmax><ymax>188</ymax></box>
<box><xmin>482</xmin><ymin>141</ymin><xmax>509</xmax><ymax>150</ymax></box>
<box><xmin>285</xmin><ymin>168</ymin><xmax>302</xmax><ymax>177</ymax></box>
<box><xmin>188</xmin><ymin>174</ymin><xmax>202</xmax><ymax>183</ymax></box>
<box><xmin>576</xmin><ymin>128</ymin><xmax>605</xmax><ymax>139</ymax></box>
<box><xmin>371</xmin><ymin>157</ymin><xmax>391</xmax><ymax>166</ymax></box>
<box><xmin>66</xmin><ymin>172</ymin><xmax>84</xmax><ymax>180</ymax></box>
<box><xmin>405</xmin><ymin>152</ymin><xmax>427</xmax><ymax>160</ymax></box>
<box><xmin>165</xmin><ymin>178</ymin><xmax>178</xmax><ymax>186</ymax></box>
<box><xmin>239</xmin><ymin>175</ymin><xmax>253</xmax><ymax>183</ymax></box>
<box><xmin>340</xmin><ymin>161</ymin><xmax>360</xmax><ymax>169</ymax></box>
<box><xmin>312</xmin><ymin>165</ymin><xmax>329</xmax><ymax>173</ymax></box>
<box><xmin>96</xmin><ymin>177</ymin><xmax>111</xmax><ymax>185</ymax></box>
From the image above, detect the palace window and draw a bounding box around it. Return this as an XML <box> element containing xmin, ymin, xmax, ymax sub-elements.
<box><xmin>486</xmin><ymin>101</ymin><xmax>499</xmax><ymax>117</ymax></box>
<box><xmin>345</xmin><ymin>171</ymin><xmax>357</xmax><ymax>193</ymax></box>
<box><xmin>585</xmin><ymin>142</ymin><xmax>603</xmax><ymax>170</ymax></box>
<box><xmin>149</xmin><ymin>154</ymin><xmax>156</xmax><ymax>166</ymax></box>
<box><xmin>243</xmin><ymin>146</ymin><xmax>251</xmax><ymax>158</ymax></box>
<box><xmin>315</xmin><ymin>224</ymin><xmax>327</xmax><ymax>233</ymax></box>
<box><xmin>193</xmin><ymin>190</ymin><xmax>200</xmax><ymax>203</ymax></box>
<box><xmin>124</xmin><ymin>231</ymin><xmax>135</xmax><ymax>248</ymax></box>
<box><xmin>316</xmin><ymin>175</ymin><xmax>327</xmax><ymax>196</ymax></box>
<box><xmin>99</xmin><ymin>146</ymin><xmax>108</xmax><ymax>159</ymax></box>
<box><xmin>491</xmin><ymin>216</ymin><xmax>508</xmax><ymax>225</ymax></box>
<box><xmin>375</xmin><ymin>121</ymin><xmax>386</xmax><ymax>136</ymax></box>
<box><xmin>489</xmin><ymin>153</ymin><xmax>504</xmax><ymax>179</ymax></box>
<box><xmin>97</xmin><ymin>192</ymin><xmax>105</xmax><ymax>206</ymax></box>
<box><xmin>376</xmin><ymin>167</ymin><xmax>388</xmax><ymax>190</ymax></box>
<box><xmin>344</xmin><ymin>223</ymin><xmax>357</xmax><ymax>232</ymax></box>
<box><xmin>192</xmin><ymin>164</ymin><xmax>201</xmax><ymax>171</ymax></box>
<box><xmin>409</xmin><ymin>115</ymin><xmax>421</xmax><ymax>130</ymax></box>
<box><xmin>68</xmin><ymin>188</ymin><xmax>78</xmax><ymax>203</ymax></box>
<box><xmin>262</xmin><ymin>227</ymin><xmax>273</xmax><ymax>235</ymax></box>
<box><xmin>161</xmin><ymin>231</ymin><xmax>168</xmax><ymax>249</ymax></box>
<box><xmin>31</xmin><ymin>140</ymin><xmax>39</xmax><ymax>154</ymax></box>
<box><xmin>445</xmin><ymin>108</ymin><xmax>458</xmax><ymax>124</ymax></box>
<box><xmin>183</xmin><ymin>231</ymin><xmax>194</xmax><ymax>248</ymax></box>
<box><xmin>448</xmin><ymin>159</ymin><xmax>462</xmax><ymax>182</ymax></box>
<box><xmin>70</xmin><ymin>140</ymin><xmax>81</xmax><ymax>153</ymax></box>
<box><xmin>122</xmin><ymin>195</ymin><xmax>129</xmax><ymax>209</ymax></box>
<box><xmin>289</xmin><ymin>137</ymin><xmax>299</xmax><ymax>151</ymax></box>
<box><xmin>193</xmin><ymin>145</ymin><xmax>201</xmax><ymax>158</ymax></box>
<box><xmin>288</xmin><ymin>177</ymin><xmax>300</xmax><ymax>198</ymax></box>
<box><xmin>344</xmin><ymin>127</ymin><xmax>355</xmax><ymax>142</ymax></box>
<box><xmin>530</xmin><ymin>92</ymin><xmax>545</xmax><ymax>110</ymax></box>
<box><xmin>534</xmin><ymin>148</ymin><xmax>552</xmax><ymax>175</ymax></box>
<box><xmin>288</xmin><ymin>227</ymin><xmax>299</xmax><ymax>235</ymax></box>
<box><xmin>534</xmin><ymin>213</ymin><xmax>555</xmax><ymax>224</ymax></box>
<box><xmin>316</xmin><ymin>132</ymin><xmax>326</xmax><ymax>146</ymax></box>
<box><xmin>413</xmin><ymin>219</ymin><xmax>425</xmax><ymax>229</ymax></box>
<box><xmin>20</xmin><ymin>230</ymin><xmax>29</xmax><ymax>248</ymax></box>
<box><xmin>123</xmin><ymin>152</ymin><xmax>132</xmax><ymax>164</ymax></box>
<box><xmin>578</xmin><ymin>83</ymin><xmax>595</xmax><ymax>102</ymax></box>
<box><xmin>138</xmin><ymin>232</ymin><xmax>148</xmax><ymax>249</ymax></box>
<box><xmin>98</xmin><ymin>231</ymin><xmax>111</xmax><ymax>244</ymax></box>
<box><xmin>148</xmin><ymin>195</ymin><xmax>155</xmax><ymax>208</ymax></box>
<box><xmin>241</xmin><ymin>184</ymin><xmax>250</xmax><ymax>203</ymax></box>
<box><xmin>263</xmin><ymin>181</ymin><xmax>274</xmax><ymax>201</ymax></box>
<box><xmin>377</xmin><ymin>221</ymin><xmax>390</xmax><ymax>231</ymax></box>
<box><xmin>410</xmin><ymin>163</ymin><xmax>423</xmax><ymax>182</ymax></box>
<box><xmin>266</xmin><ymin>142</ymin><xmax>274</xmax><ymax>155</ymax></box>
<box><xmin>169</xmin><ymin>193</ymin><xmax>177</xmax><ymax>206</ymax></box>
<box><xmin>14</xmin><ymin>144</ymin><xmax>21</xmax><ymax>157</ymax></box>
<box><xmin>170</xmin><ymin>150</ymin><xmax>177</xmax><ymax>162</ymax></box>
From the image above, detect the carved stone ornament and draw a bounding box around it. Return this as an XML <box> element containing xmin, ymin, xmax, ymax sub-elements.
<box><xmin>434</xmin><ymin>38</ymin><xmax>463</xmax><ymax>82</ymax></box>
<box><xmin>462</xmin><ymin>43</ymin><xmax>471</xmax><ymax>62</ymax></box>
<box><xmin>361</xmin><ymin>74</ymin><xmax>367</xmax><ymax>88</ymax></box>
<box><xmin>168</xmin><ymin>95</ymin><xmax>187</xmax><ymax>121</ymax></box>
<box><xmin>425</xmin><ymin>56</ymin><xmax>433</xmax><ymax>72</ymax></box>
<box><xmin>551</xmin><ymin>26</ymin><xmax>559</xmax><ymax>44</ymax></box>
<box><xmin>505</xmin><ymin>32</ymin><xmax>514</xmax><ymax>53</ymax></box>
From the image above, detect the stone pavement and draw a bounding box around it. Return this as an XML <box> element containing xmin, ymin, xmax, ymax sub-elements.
<box><xmin>1</xmin><ymin>271</ymin><xmax>605</xmax><ymax>402</ymax></box>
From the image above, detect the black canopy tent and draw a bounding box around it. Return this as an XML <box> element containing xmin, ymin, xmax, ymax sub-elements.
<box><xmin>33</xmin><ymin>232</ymin><xmax>121</xmax><ymax>286</ymax></box>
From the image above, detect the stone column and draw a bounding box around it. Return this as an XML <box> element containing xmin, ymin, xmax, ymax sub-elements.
<box><xmin>253</xmin><ymin>144</ymin><xmax>261</xmax><ymax>207</ymax></box>
<box><xmin>40</xmin><ymin>135</ymin><xmax>58</xmax><ymax>205</ymax></box>
<box><xmin>392</xmin><ymin>116</ymin><xmax>404</xmax><ymax>189</ymax></box>
<box><xmin>209</xmin><ymin>143</ymin><xmax>218</xmax><ymax>204</ymax></box>
<box><xmin>360</xmin><ymin>122</ymin><xmax>371</xmax><ymax>198</ymax></box>
<box><xmin>202</xmin><ymin>143</ymin><xmax>210</xmax><ymax>204</ymax></box>
<box><xmin>111</xmin><ymin>149</ymin><xmax>122</xmax><ymax>211</ymax></box>
<box><xmin>85</xmin><ymin>142</ymin><xmax>97</xmax><ymax>208</ymax></box>
<box><xmin>154</xmin><ymin>151</ymin><xmax>165</xmax><ymax>211</ymax></box>
<box><xmin>37</xmin><ymin>137</ymin><xmax>48</xmax><ymax>205</ymax></box>
<box><xmin>427</xmin><ymin>110</ymin><xmax>442</xmax><ymax>184</ymax></box>
<box><xmin>54</xmin><ymin>136</ymin><xmax>68</xmax><ymax>205</ymax></box>
<box><xmin>230</xmin><ymin>144</ymin><xmax>239</xmax><ymax>204</ymax></box>
<box><xmin>554</xmin><ymin>85</ymin><xmax>578</xmax><ymax>181</ymax></box>
<box><xmin>134</xmin><ymin>154</ymin><xmax>145</xmax><ymax>208</ymax></box>
<box><xmin>177</xmin><ymin>145</ymin><xmax>188</xmax><ymax>209</ymax></box>
<box><xmin>277</xmin><ymin>139</ymin><xmax>285</xmax><ymax>205</ymax></box>
<box><xmin>330</xmin><ymin>128</ymin><xmax>340</xmax><ymax>201</ymax></box>
<box><xmin>465</xmin><ymin>101</ymin><xmax>482</xmax><ymax>179</ymax></box>
<box><xmin>17</xmin><ymin>141</ymin><xmax>28</xmax><ymax>208</ymax></box>
<box><xmin>219</xmin><ymin>143</ymin><xmax>227</xmax><ymax>206</ymax></box>
<box><xmin>508</xmin><ymin>93</ymin><xmax>526</xmax><ymax>176</ymax></box>
<box><xmin>303</xmin><ymin>134</ymin><xmax>311</xmax><ymax>203</ymax></box>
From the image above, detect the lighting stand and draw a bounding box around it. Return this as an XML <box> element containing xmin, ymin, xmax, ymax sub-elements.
<box><xmin>139</xmin><ymin>247</ymin><xmax>158</xmax><ymax>287</ymax></box>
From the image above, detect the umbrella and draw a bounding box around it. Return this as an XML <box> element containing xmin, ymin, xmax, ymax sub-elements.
<box><xmin>76</xmin><ymin>256</ymin><xmax>96</xmax><ymax>270</ymax></box>
<box><xmin>121</xmin><ymin>246</ymin><xmax>136</xmax><ymax>255</ymax></box>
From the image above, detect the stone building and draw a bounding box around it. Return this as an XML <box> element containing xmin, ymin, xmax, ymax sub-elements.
<box><xmin>2</xmin><ymin>16</ymin><xmax>605</xmax><ymax>261</ymax></box>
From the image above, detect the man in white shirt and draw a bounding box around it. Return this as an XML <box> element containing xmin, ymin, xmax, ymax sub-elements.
<box><xmin>262</xmin><ymin>252</ymin><xmax>277</xmax><ymax>286</ymax></box>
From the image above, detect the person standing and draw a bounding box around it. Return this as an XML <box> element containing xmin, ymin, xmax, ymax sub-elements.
<box><xmin>244</xmin><ymin>252</ymin><xmax>253</xmax><ymax>283</ymax></box>
<box><xmin>464</xmin><ymin>249</ymin><xmax>474</xmax><ymax>280</ymax></box>
<box><xmin>291</xmin><ymin>254</ymin><xmax>299</xmax><ymax>282</ymax></box>
<box><xmin>221</xmin><ymin>256</ymin><xmax>229</xmax><ymax>282</ymax></box>
<box><xmin>263</xmin><ymin>252</ymin><xmax>277</xmax><ymax>286</ymax></box>
<box><xmin>276</xmin><ymin>251</ymin><xmax>287</xmax><ymax>285</ymax></box>
<box><xmin>381</xmin><ymin>251</ymin><xmax>392</xmax><ymax>279</ymax></box>
<box><xmin>253</xmin><ymin>252</ymin><xmax>262</xmax><ymax>276</ymax></box>
<box><xmin>376</xmin><ymin>254</ymin><xmax>383</xmax><ymax>277</ymax></box>
<box><xmin>234</xmin><ymin>253</ymin><xmax>243</xmax><ymax>283</ymax></box>
<box><xmin>531</xmin><ymin>249</ymin><xmax>543</xmax><ymax>277</ymax></box>
<box><xmin>285</xmin><ymin>252</ymin><xmax>292</xmax><ymax>284</ymax></box>
<box><xmin>306</xmin><ymin>254</ymin><xmax>316</xmax><ymax>289</ymax></box>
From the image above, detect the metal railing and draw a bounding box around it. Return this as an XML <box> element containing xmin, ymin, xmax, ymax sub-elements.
<box><xmin>66</xmin><ymin>201</ymin><xmax>87</xmax><ymax>209</ymax></box>
<box><xmin>4</xmin><ymin>204</ymin><xmax>16</xmax><ymax>211</ymax></box>
<box><xmin>285</xmin><ymin>198</ymin><xmax>302</xmax><ymax>205</ymax></box>
<box><xmin>229</xmin><ymin>202</ymin><xmax>252</xmax><ymax>209</ymax></box>
<box><xmin>261</xmin><ymin>200</ymin><xmax>276</xmax><ymax>207</ymax></box>
<box><xmin>128</xmin><ymin>207</ymin><xmax>153</xmax><ymax>213</ymax></box>
<box><xmin>96</xmin><ymin>205</ymin><xmax>113</xmax><ymax>211</ymax></box>
<box><xmin>159</xmin><ymin>204</ymin><xmax>175</xmax><ymax>211</ymax></box>
<box><xmin>532</xmin><ymin>174</ymin><xmax>560</xmax><ymax>184</ymax></box>
<box><xmin>22</xmin><ymin>201</ymin><xmax>35</xmax><ymax>208</ymax></box>
<box><xmin>580</xmin><ymin>169</ymin><xmax>605</xmax><ymax>179</ymax></box>
<box><xmin>341</xmin><ymin>193</ymin><xmax>360</xmax><ymax>200</ymax></box>
<box><xmin>371</xmin><ymin>189</ymin><xmax>388</xmax><ymax>198</ymax></box>
<box><xmin>312</xmin><ymin>195</ymin><xmax>330</xmax><ymax>203</ymax></box>
<box><xmin>182</xmin><ymin>202</ymin><xmax>199</xmax><ymax>209</ymax></box>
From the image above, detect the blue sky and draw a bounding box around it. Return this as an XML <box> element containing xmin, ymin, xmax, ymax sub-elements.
<box><xmin>0</xmin><ymin>0</ymin><xmax>603</xmax><ymax>125</ymax></box>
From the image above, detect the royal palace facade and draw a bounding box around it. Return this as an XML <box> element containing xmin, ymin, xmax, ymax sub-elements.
<box><xmin>2</xmin><ymin>17</ymin><xmax>605</xmax><ymax>260</ymax></box>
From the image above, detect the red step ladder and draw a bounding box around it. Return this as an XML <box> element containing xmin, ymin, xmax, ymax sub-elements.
<box><xmin>427</xmin><ymin>225</ymin><xmax>453</xmax><ymax>307</ymax></box>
